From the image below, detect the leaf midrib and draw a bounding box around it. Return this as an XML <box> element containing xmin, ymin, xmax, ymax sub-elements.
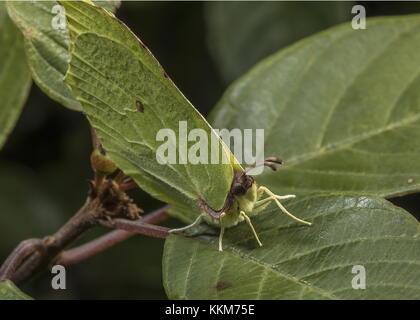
<box><xmin>286</xmin><ymin>112</ymin><xmax>420</xmax><ymax>169</ymax></box>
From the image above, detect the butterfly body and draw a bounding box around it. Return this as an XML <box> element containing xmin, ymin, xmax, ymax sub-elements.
<box><xmin>170</xmin><ymin>160</ymin><xmax>313</xmax><ymax>251</ymax></box>
<box><xmin>201</xmin><ymin>172</ymin><xmax>258</xmax><ymax>228</ymax></box>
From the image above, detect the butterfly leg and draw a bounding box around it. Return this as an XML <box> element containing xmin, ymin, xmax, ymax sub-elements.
<box><xmin>168</xmin><ymin>213</ymin><xmax>206</xmax><ymax>233</ymax></box>
<box><xmin>218</xmin><ymin>225</ymin><xmax>225</xmax><ymax>252</ymax></box>
<box><xmin>254</xmin><ymin>194</ymin><xmax>296</xmax><ymax>209</ymax></box>
<box><xmin>240</xmin><ymin>211</ymin><xmax>263</xmax><ymax>247</ymax></box>
<box><xmin>257</xmin><ymin>186</ymin><xmax>312</xmax><ymax>226</ymax></box>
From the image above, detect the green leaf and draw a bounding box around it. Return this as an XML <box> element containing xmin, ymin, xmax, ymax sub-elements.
<box><xmin>6</xmin><ymin>0</ymin><xmax>121</xmax><ymax>111</ymax></box>
<box><xmin>210</xmin><ymin>15</ymin><xmax>420</xmax><ymax>198</ymax></box>
<box><xmin>0</xmin><ymin>281</ymin><xmax>33</xmax><ymax>300</ymax></box>
<box><xmin>163</xmin><ymin>194</ymin><xmax>420</xmax><ymax>299</ymax></box>
<box><xmin>62</xmin><ymin>1</ymin><xmax>235</xmax><ymax>212</ymax></box>
<box><xmin>206</xmin><ymin>1</ymin><xmax>352</xmax><ymax>84</ymax></box>
<box><xmin>0</xmin><ymin>2</ymin><xmax>31</xmax><ymax>149</ymax></box>
<box><xmin>92</xmin><ymin>1</ymin><xmax>121</xmax><ymax>12</ymax></box>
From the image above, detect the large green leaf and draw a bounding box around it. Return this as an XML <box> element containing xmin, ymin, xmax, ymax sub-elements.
<box><xmin>210</xmin><ymin>15</ymin><xmax>420</xmax><ymax>198</ymax></box>
<box><xmin>163</xmin><ymin>194</ymin><xmax>420</xmax><ymax>299</ymax></box>
<box><xmin>0</xmin><ymin>2</ymin><xmax>31</xmax><ymax>149</ymax></box>
<box><xmin>206</xmin><ymin>1</ymin><xmax>352</xmax><ymax>84</ymax></box>
<box><xmin>0</xmin><ymin>281</ymin><xmax>33</xmax><ymax>300</ymax></box>
<box><xmin>6</xmin><ymin>0</ymin><xmax>120</xmax><ymax>111</ymax></box>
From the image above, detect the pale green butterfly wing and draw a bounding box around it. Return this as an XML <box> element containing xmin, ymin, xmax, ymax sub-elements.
<box><xmin>63</xmin><ymin>1</ymin><xmax>237</xmax><ymax>211</ymax></box>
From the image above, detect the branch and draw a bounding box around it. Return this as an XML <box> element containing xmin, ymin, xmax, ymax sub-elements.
<box><xmin>57</xmin><ymin>206</ymin><xmax>170</xmax><ymax>266</ymax></box>
<box><xmin>9</xmin><ymin>198</ymin><xmax>100</xmax><ymax>284</ymax></box>
<box><xmin>8</xmin><ymin>179</ymin><xmax>142</xmax><ymax>284</ymax></box>
<box><xmin>0</xmin><ymin>239</ymin><xmax>45</xmax><ymax>282</ymax></box>
<box><xmin>100</xmin><ymin>219</ymin><xmax>170</xmax><ymax>238</ymax></box>
<box><xmin>2</xmin><ymin>127</ymin><xmax>170</xmax><ymax>284</ymax></box>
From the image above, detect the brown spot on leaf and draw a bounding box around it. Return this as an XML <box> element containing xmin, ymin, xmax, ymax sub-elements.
<box><xmin>215</xmin><ymin>282</ymin><xmax>231</xmax><ymax>291</ymax></box>
<box><xmin>136</xmin><ymin>100</ymin><xmax>144</xmax><ymax>112</ymax></box>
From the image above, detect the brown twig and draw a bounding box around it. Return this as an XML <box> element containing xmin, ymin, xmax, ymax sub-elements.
<box><xmin>114</xmin><ymin>171</ymin><xmax>127</xmax><ymax>184</ymax></box>
<box><xmin>9</xmin><ymin>198</ymin><xmax>99</xmax><ymax>284</ymax></box>
<box><xmin>100</xmin><ymin>218</ymin><xmax>170</xmax><ymax>239</ymax></box>
<box><xmin>0</xmin><ymin>239</ymin><xmax>45</xmax><ymax>282</ymax></box>
<box><xmin>119</xmin><ymin>181</ymin><xmax>138</xmax><ymax>191</ymax></box>
<box><xmin>57</xmin><ymin>206</ymin><xmax>170</xmax><ymax>266</ymax></box>
<box><xmin>1</xmin><ymin>126</ymin><xmax>170</xmax><ymax>285</ymax></box>
<box><xmin>57</xmin><ymin>230</ymin><xmax>132</xmax><ymax>267</ymax></box>
<box><xmin>8</xmin><ymin>179</ymin><xmax>142</xmax><ymax>284</ymax></box>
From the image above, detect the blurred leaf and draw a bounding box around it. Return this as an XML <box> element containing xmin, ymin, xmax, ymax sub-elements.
<box><xmin>206</xmin><ymin>2</ymin><xmax>352</xmax><ymax>84</ymax></box>
<box><xmin>0</xmin><ymin>281</ymin><xmax>33</xmax><ymax>300</ymax></box>
<box><xmin>210</xmin><ymin>15</ymin><xmax>420</xmax><ymax>198</ymax></box>
<box><xmin>0</xmin><ymin>162</ymin><xmax>63</xmax><ymax>253</ymax></box>
<box><xmin>6</xmin><ymin>0</ymin><xmax>121</xmax><ymax>111</ymax></box>
<box><xmin>163</xmin><ymin>194</ymin><xmax>420</xmax><ymax>299</ymax></box>
<box><xmin>0</xmin><ymin>2</ymin><xmax>31</xmax><ymax>150</ymax></box>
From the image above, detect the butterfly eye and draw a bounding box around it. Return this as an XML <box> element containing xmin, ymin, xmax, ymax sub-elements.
<box><xmin>232</xmin><ymin>183</ymin><xmax>247</xmax><ymax>196</ymax></box>
<box><xmin>231</xmin><ymin>174</ymin><xmax>254</xmax><ymax>196</ymax></box>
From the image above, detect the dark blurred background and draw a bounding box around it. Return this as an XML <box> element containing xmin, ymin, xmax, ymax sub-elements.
<box><xmin>1</xmin><ymin>1</ymin><xmax>420</xmax><ymax>299</ymax></box>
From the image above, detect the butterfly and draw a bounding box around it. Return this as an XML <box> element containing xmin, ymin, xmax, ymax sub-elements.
<box><xmin>63</xmin><ymin>1</ymin><xmax>311</xmax><ymax>251</ymax></box>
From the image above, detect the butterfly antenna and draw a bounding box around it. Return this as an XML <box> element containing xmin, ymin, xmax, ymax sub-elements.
<box><xmin>245</xmin><ymin>157</ymin><xmax>284</xmax><ymax>173</ymax></box>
